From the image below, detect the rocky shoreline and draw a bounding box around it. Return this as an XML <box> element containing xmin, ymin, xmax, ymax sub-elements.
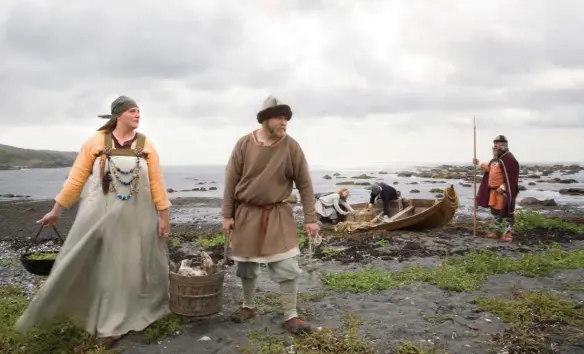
<box><xmin>315</xmin><ymin>164</ymin><xmax>584</xmax><ymax>198</ymax></box>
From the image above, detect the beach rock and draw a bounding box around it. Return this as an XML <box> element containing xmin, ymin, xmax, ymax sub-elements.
<box><xmin>546</xmin><ymin>178</ymin><xmax>579</xmax><ymax>184</ymax></box>
<box><xmin>209</xmin><ymin>187</ymin><xmax>217</xmax><ymax>190</ymax></box>
<box><xmin>397</xmin><ymin>172</ymin><xmax>414</xmax><ymax>177</ymax></box>
<box><xmin>419</xmin><ymin>172</ymin><xmax>435</xmax><ymax>178</ymax></box>
<box><xmin>458</xmin><ymin>183</ymin><xmax>472</xmax><ymax>187</ymax></box>
<box><xmin>351</xmin><ymin>174</ymin><xmax>375</xmax><ymax>179</ymax></box>
<box><xmin>559</xmin><ymin>188</ymin><xmax>584</xmax><ymax>196</ymax></box>
<box><xmin>333</xmin><ymin>173</ymin><xmax>341</xmax><ymax>176</ymax></box>
<box><xmin>435</xmin><ymin>194</ymin><xmax>444</xmax><ymax>198</ymax></box>
<box><xmin>166</xmin><ymin>188</ymin><xmax>175</xmax><ymax>193</ymax></box>
<box><xmin>323</xmin><ymin>174</ymin><xmax>332</xmax><ymax>180</ymax></box>
<box><xmin>528</xmin><ymin>182</ymin><xmax>536</xmax><ymax>186</ymax></box>
<box><xmin>410</xmin><ymin>189</ymin><xmax>420</xmax><ymax>193</ymax></box>
<box><xmin>518</xmin><ymin>185</ymin><xmax>527</xmax><ymax>191</ymax></box>
<box><xmin>393</xmin><ymin>181</ymin><xmax>399</xmax><ymax>185</ymax></box>
<box><xmin>429</xmin><ymin>188</ymin><xmax>443</xmax><ymax>193</ymax></box>
<box><xmin>336</xmin><ymin>181</ymin><xmax>371</xmax><ymax>186</ymax></box>
<box><xmin>379</xmin><ymin>171</ymin><xmax>388</xmax><ymax>174</ymax></box>
<box><xmin>407</xmin><ymin>182</ymin><xmax>419</xmax><ymax>185</ymax></box>
<box><xmin>519</xmin><ymin>197</ymin><xmax>557</xmax><ymax>207</ymax></box>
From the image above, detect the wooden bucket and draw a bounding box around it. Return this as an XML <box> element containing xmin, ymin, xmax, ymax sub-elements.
<box><xmin>169</xmin><ymin>264</ymin><xmax>226</xmax><ymax>317</ymax></box>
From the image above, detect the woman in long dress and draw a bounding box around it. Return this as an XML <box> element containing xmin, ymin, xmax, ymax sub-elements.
<box><xmin>314</xmin><ymin>188</ymin><xmax>355</xmax><ymax>224</ymax></box>
<box><xmin>15</xmin><ymin>96</ymin><xmax>172</xmax><ymax>348</ymax></box>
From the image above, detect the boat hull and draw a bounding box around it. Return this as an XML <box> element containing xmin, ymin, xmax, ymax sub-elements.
<box><xmin>338</xmin><ymin>184</ymin><xmax>460</xmax><ymax>233</ymax></box>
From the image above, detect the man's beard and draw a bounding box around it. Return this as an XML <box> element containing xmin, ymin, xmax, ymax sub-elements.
<box><xmin>493</xmin><ymin>146</ymin><xmax>508</xmax><ymax>157</ymax></box>
<box><xmin>267</xmin><ymin>126</ymin><xmax>286</xmax><ymax>138</ymax></box>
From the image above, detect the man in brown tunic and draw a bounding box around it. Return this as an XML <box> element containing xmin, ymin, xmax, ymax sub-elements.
<box><xmin>221</xmin><ymin>96</ymin><xmax>320</xmax><ymax>334</ymax></box>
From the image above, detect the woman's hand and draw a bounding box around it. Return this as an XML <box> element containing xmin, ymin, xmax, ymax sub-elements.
<box><xmin>158</xmin><ymin>209</ymin><xmax>170</xmax><ymax>238</ymax></box>
<box><xmin>37</xmin><ymin>203</ymin><xmax>63</xmax><ymax>227</ymax></box>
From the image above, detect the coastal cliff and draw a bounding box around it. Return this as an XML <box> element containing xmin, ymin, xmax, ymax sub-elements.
<box><xmin>0</xmin><ymin>144</ymin><xmax>77</xmax><ymax>170</ymax></box>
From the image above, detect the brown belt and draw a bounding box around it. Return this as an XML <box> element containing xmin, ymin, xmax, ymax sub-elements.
<box><xmin>236</xmin><ymin>201</ymin><xmax>283</xmax><ymax>256</ymax></box>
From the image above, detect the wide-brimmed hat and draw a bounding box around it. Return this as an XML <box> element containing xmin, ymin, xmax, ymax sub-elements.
<box><xmin>257</xmin><ymin>96</ymin><xmax>292</xmax><ymax>123</ymax></box>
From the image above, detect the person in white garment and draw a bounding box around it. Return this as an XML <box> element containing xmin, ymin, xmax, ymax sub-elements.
<box><xmin>314</xmin><ymin>188</ymin><xmax>355</xmax><ymax>224</ymax></box>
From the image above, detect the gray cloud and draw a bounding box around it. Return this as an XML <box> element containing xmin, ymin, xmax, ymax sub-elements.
<box><xmin>1</xmin><ymin>0</ymin><xmax>584</xmax><ymax>130</ymax></box>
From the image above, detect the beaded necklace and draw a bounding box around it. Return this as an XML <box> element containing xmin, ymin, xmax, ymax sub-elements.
<box><xmin>99</xmin><ymin>132</ymin><xmax>146</xmax><ymax>201</ymax></box>
<box><xmin>105</xmin><ymin>156</ymin><xmax>141</xmax><ymax>200</ymax></box>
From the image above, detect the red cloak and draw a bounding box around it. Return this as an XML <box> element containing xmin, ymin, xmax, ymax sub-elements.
<box><xmin>476</xmin><ymin>151</ymin><xmax>520</xmax><ymax>217</ymax></box>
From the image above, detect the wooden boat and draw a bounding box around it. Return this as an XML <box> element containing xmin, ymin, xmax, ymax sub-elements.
<box><xmin>336</xmin><ymin>184</ymin><xmax>459</xmax><ymax>233</ymax></box>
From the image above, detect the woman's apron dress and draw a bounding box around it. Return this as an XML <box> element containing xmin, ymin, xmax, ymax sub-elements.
<box><xmin>16</xmin><ymin>134</ymin><xmax>170</xmax><ymax>338</ymax></box>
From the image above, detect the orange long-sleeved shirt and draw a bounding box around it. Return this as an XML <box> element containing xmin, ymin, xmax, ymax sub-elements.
<box><xmin>480</xmin><ymin>161</ymin><xmax>506</xmax><ymax>190</ymax></box>
<box><xmin>54</xmin><ymin>130</ymin><xmax>171</xmax><ymax>211</ymax></box>
<box><xmin>480</xmin><ymin>161</ymin><xmax>506</xmax><ymax>210</ymax></box>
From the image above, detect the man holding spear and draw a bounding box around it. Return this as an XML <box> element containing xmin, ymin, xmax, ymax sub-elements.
<box><xmin>473</xmin><ymin>134</ymin><xmax>520</xmax><ymax>242</ymax></box>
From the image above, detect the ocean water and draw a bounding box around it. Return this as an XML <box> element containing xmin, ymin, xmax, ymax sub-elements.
<box><xmin>1</xmin><ymin>165</ymin><xmax>583</xmax><ymax>212</ymax></box>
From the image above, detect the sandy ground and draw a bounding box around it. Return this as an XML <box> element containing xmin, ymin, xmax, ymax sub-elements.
<box><xmin>1</xmin><ymin>198</ymin><xmax>584</xmax><ymax>353</ymax></box>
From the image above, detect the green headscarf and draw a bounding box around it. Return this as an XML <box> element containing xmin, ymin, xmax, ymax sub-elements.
<box><xmin>97</xmin><ymin>96</ymin><xmax>138</xmax><ymax>131</ymax></box>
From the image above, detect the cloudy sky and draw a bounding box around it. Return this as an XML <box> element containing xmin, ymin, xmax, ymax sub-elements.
<box><xmin>0</xmin><ymin>0</ymin><xmax>582</xmax><ymax>169</ymax></box>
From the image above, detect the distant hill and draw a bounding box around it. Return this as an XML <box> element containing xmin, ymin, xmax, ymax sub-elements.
<box><xmin>0</xmin><ymin>144</ymin><xmax>78</xmax><ymax>170</ymax></box>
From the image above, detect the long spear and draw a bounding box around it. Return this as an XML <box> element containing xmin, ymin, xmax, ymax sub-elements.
<box><xmin>473</xmin><ymin>116</ymin><xmax>477</xmax><ymax>237</ymax></box>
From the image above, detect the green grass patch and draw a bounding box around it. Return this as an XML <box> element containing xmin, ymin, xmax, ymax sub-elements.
<box><xmin>297</xmin><ymin>228</ymin><xmax>307</xmax><ymax>248</ymax></box>
<box><xmin>0</xmin><ymin>285</ymin><xmax>184</xmax><ymax>353</ymax></box>
<box><xmin>143</xmin><ymin>314</ymin><xmax>184</xmax><ymax>343</ymax></box>
<box><xmin>563</xmin><ymin>283</ymin><xmax>584</xmax><ymax>292</ymax></box>
<box><xmin>514</xmin><ymin>210</ymin><xmax>584</xmax><ymax>233</ymax></box>
<box><xmin>320</xmin><ymin>247</ymin><xmax>344</xmax><ymax>260</ymax></box>
<box><xmin>322</xmin><ymin>245</ymin><xmax>584</xmax><ymax>293</ymax></box>
<box><xmin>0</xmin><ymin>286</ymin><xmax>117</xmax><ymax>354</ymax></box>
<box><xmin>473</xmin><ymin>290</ymin><xmax>584</xmax><ymax>353</ymax></box>
<box><xmin>419</xmin><ymin>312</ymin><xmax>456</xmax><ymax>324</ymax></box>
<box><xmin>167</xmin><ymin>236</ymin><xmax>182</xmax><ymax>250</ymax></box>
<box><xmin>238</xmin><ymin>314</ymin><xmax>378</xmax><ymax>354</ymax></box>
<box><xmin>374</xmin><ymin>239</ymin><xmax>389</xmax><ymax>247</ymax></box>
<box><xmin>195</xmin><ymin>233</ymin><xmax>225</xmax><ymax>248</ymax></box>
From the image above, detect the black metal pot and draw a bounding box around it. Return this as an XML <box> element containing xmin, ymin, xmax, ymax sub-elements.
<box><xmin>19</xmin><ymin>225</ymin><xmax>64</xmax><ymax>277</ymax></box>
<box><xmin>20</xmin><ymin>251</ymin><xmax>59</xmax><ymax>276</ymax></box>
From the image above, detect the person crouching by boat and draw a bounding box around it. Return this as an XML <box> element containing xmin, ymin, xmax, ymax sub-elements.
<box><xmin>314</xmin><ymin>188</ymin><xmax>355</xmax><ymax>224</ymax></box>
<box><xmin>366</xmin><ymin>182</ymin><xmax>401</xmax><ymax>220</ymax></box>
<box><xmin>15</xmin><ymin>96</ymin><xmax>172</xmax><ymax>349</ymax></box>
<box><xmin>474</xmin><ymin>134</ymin><xmax>519</xmax><ymax>242</ymax></box>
